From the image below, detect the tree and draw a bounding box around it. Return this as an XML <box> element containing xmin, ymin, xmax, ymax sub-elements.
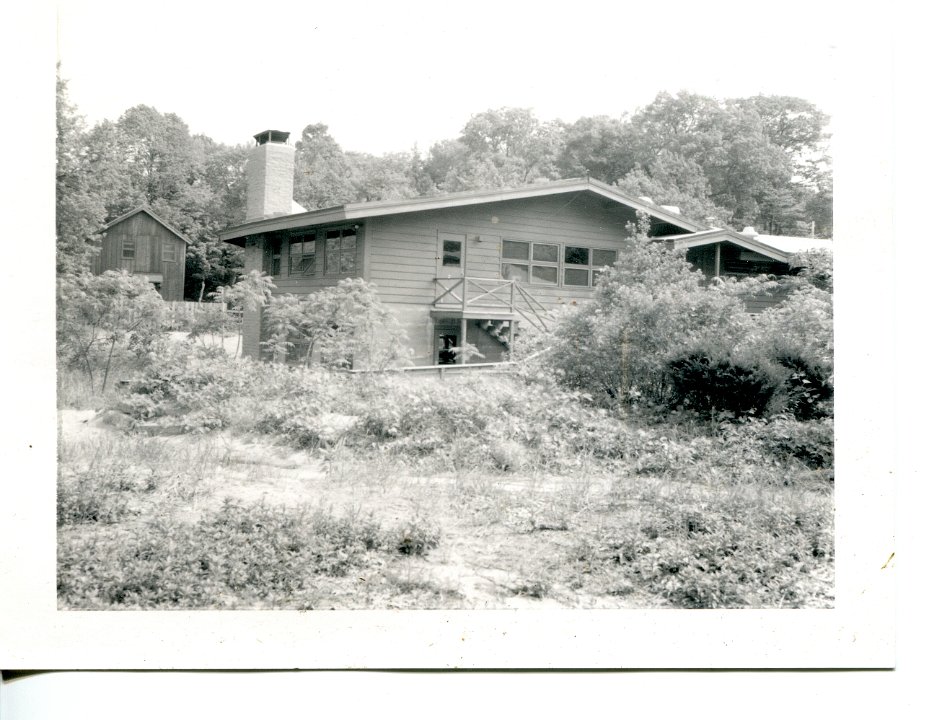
<box><xmin>426</xmin><ymin>107</ymin><xmax>564</xmax><ymax>192</ymax></box>
<box><xmin>557</xmin><ymin>115</ymin><xmax>636</xmax><ymax>182</ymax></box>
<box><xmin>57</xmin><ymin>271</ymin><xmax>166</xmax><ymax>393</ymax></box>
<box><xmin>56</xmin><ymin>70</ymin><xmax>106</xmax><ymax>277</ymax></box>
<box><xmin>293</xmin><ymin>123</ymin><xmax>356</xmax><ymax>209</ymax></box>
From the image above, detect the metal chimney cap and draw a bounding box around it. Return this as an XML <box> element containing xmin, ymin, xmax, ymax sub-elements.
<box><xmin>254</xmin><ymin>130</ymin><xmax>290</xmax><ymax>146</ymax></box>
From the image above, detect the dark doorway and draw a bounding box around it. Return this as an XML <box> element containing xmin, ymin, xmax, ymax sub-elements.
<box><xmin>437</xmin><ymin>334</ymin><xmax>458</xmax><ymax>365</ymax></box>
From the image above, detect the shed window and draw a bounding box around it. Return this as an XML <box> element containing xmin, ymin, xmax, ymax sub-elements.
<box><xmin>324</xmin><ymin>228</ymin><xmax>358</xmax><ymax>275</ymax></box>
<box><xmin>122</xmin><ymin>238</ymin><xmax>135</xmax><ymax>260</ymax></box>
<box><xmin>162</xmin><ymin>243</ymin><xmax>177</xmax><ymax>263</ymax></box>
<box><xmin>289</xmin><ymin>236</ymin><xmax>316</xmax><ymax>275</ymax></box>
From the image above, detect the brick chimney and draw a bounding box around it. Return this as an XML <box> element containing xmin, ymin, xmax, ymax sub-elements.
<box><xmin>245</xmin><ymin>130</ymin><xmax>295</xmax><ymax>222</ymax></box>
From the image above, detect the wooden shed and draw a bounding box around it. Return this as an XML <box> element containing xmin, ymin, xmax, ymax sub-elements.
<box><xmin>91</xmin><ymin>207</ymin><xmax>190</xmax><ymax>301</ymax></box>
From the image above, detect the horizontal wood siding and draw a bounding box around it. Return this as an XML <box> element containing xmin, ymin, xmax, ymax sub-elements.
<box><xmin>93</xmin><ymin>212</ymin><xmax>186</xmax><ymax>301</ymax></box>
<box><xmin>367</xmin><ymin>192</ymin><xmax>637</xmax><ymax>311</ymax></box>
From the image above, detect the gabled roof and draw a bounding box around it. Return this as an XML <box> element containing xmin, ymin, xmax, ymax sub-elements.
<box><xmin>220</xmin><ymin>177</ymin><xmax>709</xmax><ymax>244</ymax></box>
<box><xmin>103</xmin><ymin>207</ymin><xmax>192</xmax><ymax>244</ymax></box>
<box><xmin>662</xmin><ymin>228</ymin><xmax>793</xmax><ymax>264</ymax></box>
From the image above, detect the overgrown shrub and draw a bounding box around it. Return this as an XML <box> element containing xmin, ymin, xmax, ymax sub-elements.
<box><xmin>663</xmin><ymin>350</ymin><xmax>779</xmax><ymax>419</ymax></box>
<box><xmin>571</xmin><ymin>487</ymin><xmax>834</xmax><ymax>608</ymax></box>
<box><xmin>541</xmin><ymin>230</ymin><xmax>765</xmax><ymax>405</ymax></box>
<box><xmin>58</xmin><ymin>500</ymin><xmax>387</xmax><ymax>608</ymax></box>
<box><xmin>57</xmin><ymin>472</ymin><xmax>132</xmax><ymax>525</ymax></box>
<box><xmin>261</xmin><ymin>278</ymin><xmax>411</xmax><ymax>369</ymax></box>
<box><xmin>771</xmin><ymin>351</ymin><xmax>834</xmax><ymax>420</ymax></box>
<box><xmin>57</xmin><ymin>271</ymin><xmax>167</xmax><ymax>394</ymax></box>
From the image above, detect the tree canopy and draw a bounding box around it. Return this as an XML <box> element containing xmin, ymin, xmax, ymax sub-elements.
<box><xmin>57</xmin><ymin>80</ymin><xmax>833</xmax><ymax>298</ymax></box>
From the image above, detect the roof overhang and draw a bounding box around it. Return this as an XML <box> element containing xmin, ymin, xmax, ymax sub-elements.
<box><xmin>664</xmin><ymin>229</ymin><xmax>792</xmax><ymax>264</ymax></box>
<box><xmin>219</xmin><ymin>178</ymin><xmax>708</xmax><ymax>245</ymax></box>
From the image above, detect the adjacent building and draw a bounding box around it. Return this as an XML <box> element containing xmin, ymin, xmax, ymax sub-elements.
<box><xmin>91</xmin><ymin>207</ymin><xmax>190</xmax><ymax>301</ymax></box>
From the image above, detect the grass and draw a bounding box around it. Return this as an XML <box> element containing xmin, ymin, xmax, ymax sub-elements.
<box><xmin>57</xmin><ymin>351</ymin><xmax>834</xmax><ymax>609</ymax></box>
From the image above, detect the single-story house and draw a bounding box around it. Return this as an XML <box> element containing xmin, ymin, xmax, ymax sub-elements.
<box><xmin>91</xmin><ymin>207</ymin><xmax>190</xmax><ymax>301</ymax></box>
<box><xmin>220</xmin><ymin>130</ymin><xmax>828</xmax><ymax>366</ymax></box>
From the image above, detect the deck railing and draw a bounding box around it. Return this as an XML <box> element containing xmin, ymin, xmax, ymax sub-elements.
<box><xmin>433</xmin><ymin>277</ymin><xmax>550</xmax><ymax>332</ymax></box>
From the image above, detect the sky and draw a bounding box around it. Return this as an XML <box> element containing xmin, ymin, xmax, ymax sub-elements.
<box><xmin>53</xmin><ymin>0</ymin><xmax>844</xmax><ymax>155</ymax></box>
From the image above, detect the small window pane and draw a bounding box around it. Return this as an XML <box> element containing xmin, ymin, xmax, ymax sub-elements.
<box><xmin>564</xmin><ymin>246</ymin><xmax>590</xmax><ymax>265</ymax></box>
<box><xmin>162</xmin><ymin>243</ymin><xmax>176</xmax><ymax>262</ymax></box>
<box><xmin>502</xmin><ymin>263</ymin><xmax>529</xmax><ymax>282</ymax></box>
<box><xmin>502</xmin><ymin>240</ymin><xmax>530</xmax><ymax>260</ymax></box>
<box><xmin>325</xmin><ymin>237</ymin><xmax>340</xmax><ymax>274</ymax></box>
<box><xmin>122</xmin><ymin>240</ymin><xmax>135</xmax><ymax>259</ymax></box>
<box><xmin>564</xmin><ymin>268</ymin><xmax>590</xmax><ymax>286</ymax></box>
<box><xmin>533</xmin><ymin>243</ymin><xmax>558</xmax><ymax>262</ymax></box>
<box><xmin>592</xmin><ymin>249</ymin><xmax>617</xmax><ymax>267</ymax></box>
<box><xmin>443</xmin><ymin>240</ymin><xmax>462</xmax><ymax>266</ymax></box>
<box><xmin>532</xmin><ymin>265</ymin><xmax>558</xmax><ymax>285</ymax></box>
<box><xmin>340</xmin><ymin>235</ymin><xmax>357</xmax><ymax>273</ymax></box>
<box><xmin>269</xmin><ymin>238</ymin><xmax>282</xmax><ymax>276</ymax></box>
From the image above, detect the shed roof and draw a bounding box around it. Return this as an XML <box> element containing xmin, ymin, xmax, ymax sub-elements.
<box><xmin>103</xmin><ymin>207</ymin><xmax>192</xmax><ymax>244</ymax></box>
<box><xmin>219</xmin><ymin>177</ymin><xmax>709</xmax><ymax>245</ymax></box>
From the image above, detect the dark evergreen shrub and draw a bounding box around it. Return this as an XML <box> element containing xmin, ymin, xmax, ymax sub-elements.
<box><xmin>774</xmin><ymin>352</ymin><xmax>834</xmax><ymax>420</ymax></box>
<box><xmin>664</xmin><ymin>351</ymin><xmax>778</xmax><ymax>419</ymax></box>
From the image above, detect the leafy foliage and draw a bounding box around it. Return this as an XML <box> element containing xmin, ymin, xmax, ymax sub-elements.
<box><xmin>57</xmin><ymin>271</ymin><xmax>166</xmax><ymax>393</ymax></box>
<box><xmin>58</xmin><ymin>500</ymin><xmax>390</xmax><ymax>608</ymax></box>
<box><xmin>543</xmin><ymin>226</ymin><xmax>754</xmax><ymax>405</ymax></box>
<box><xmin>56</xmin><ymin>70</ymin><xmax>106</xmax><ymax>276</ymax></box>
<box><xmin>663</xmin><ymin>350</ymin><xmax>778</xmax><ymax>419</ymax></box>
<box><xmin>261</xmin><ymin>278</ymin><xmax>410</xmax><ymax>369</ymax></box>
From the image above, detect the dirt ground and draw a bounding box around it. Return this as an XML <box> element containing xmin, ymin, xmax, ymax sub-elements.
<box><xmin>58</xmin><ymin>409</ymin><xmax>658</xmax><ymax>609</ymax></box>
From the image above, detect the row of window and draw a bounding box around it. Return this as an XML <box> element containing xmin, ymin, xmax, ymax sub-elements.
<box><xmin>268</xmin><ymin>227</ymin><xmax>358</xmax><ymax>277</ymax></box>
<box><xmin>121</xmin><ymin>239</ymin><xmax>178</xmax><ymax>262</ymax></box>
<box><xmin>442</xmin><ymin>238</ymin><xmax>618</xmax><ymax>288</ymax></box>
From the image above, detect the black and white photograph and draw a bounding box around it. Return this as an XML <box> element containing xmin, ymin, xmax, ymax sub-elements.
<box><xmin>1</xmin><ymin>0</ymin><xmax>904</xmax><ymax>674</ymax></box>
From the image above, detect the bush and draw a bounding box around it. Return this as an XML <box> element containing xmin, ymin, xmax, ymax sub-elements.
<box><xmin>58</xmin><ymin>500</ymin><xmax>387</xmax><ymax>608</ymax></box>
<box><xmin>663</xmin><ymin>350</ymin><xmax>779</xmax><ymax>419</ymax></box>
<box><xmin>57</xmin><ymin>271</ymin><xmax>166</xmax><ymax>394</ymax></box>
<box><xmin>771</xmin><ymin>351</ymin><xmax>834</xmax><ymax>420</ymax></box>
<box><xmin>572</xmin><ymin>486</ymin><xmax>834</xmax><ymax>608</ymax></box>
<box><xmin>542</xmin><ymin>232</ymin><xmax>760</xmax><ymax>405</ymax></box>
<box><xmin>261</xmin><ymin>279</ymin><xmax>411</xmax><ymax>369</ymax></box>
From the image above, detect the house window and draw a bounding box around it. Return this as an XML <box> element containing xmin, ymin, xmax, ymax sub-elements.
<box><xmin>162</xmin><ymin>243</ymin><xmax>177</xmax><ymax>263</ymax></box>
<box><xmin>591</xmin><ymin>248</ymin><xmax>618</xmax><ymax>284</ymax></box>
<box><xmin>503</xmin><ymin>240</ymin><xmax>559</xmax><ymax>284</ymax></box>
<box><xmin>442</xmin><ymin>239</ymin><xmax>462</xmax><ymax>267</ymax></box>
<box><xmin>502</xmin><ymin>240</ymin><xmax>617</xmax><ymax>287</ymax></box>
<box><xmin>564</xmin><ymin>246</ymin><xmax>618</xmax><ymax>287</ymax></box>
<box><xmin>122</xmin><ymin>238</ymin><xmax>135</xmax><ymax>260</ymax></box>
<box><xmin>268</xmin><ymin>237</ymin><xmax>282</xmax><ymax>276</ymax></box>
<box><xmin>289</xmin><ymin>235</ymin><xmax>316</xmax><ymax>275</ymax></box>
<box><xmin>325</xmin><ymin>227</ymin><xmax>357</xmax><ymax>275</ymax></box>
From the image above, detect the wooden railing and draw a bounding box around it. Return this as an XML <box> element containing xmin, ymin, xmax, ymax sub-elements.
<box><xmin>433</xmin><ymin>277</ymin><xmax>550</xmax><ymax>332</ymax></box>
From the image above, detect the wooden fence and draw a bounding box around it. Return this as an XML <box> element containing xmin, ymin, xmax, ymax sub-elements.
<box><xmin>163</xmin><ymin>301</ymin><xmax>241</xmax><ymax>330</ymax></box>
